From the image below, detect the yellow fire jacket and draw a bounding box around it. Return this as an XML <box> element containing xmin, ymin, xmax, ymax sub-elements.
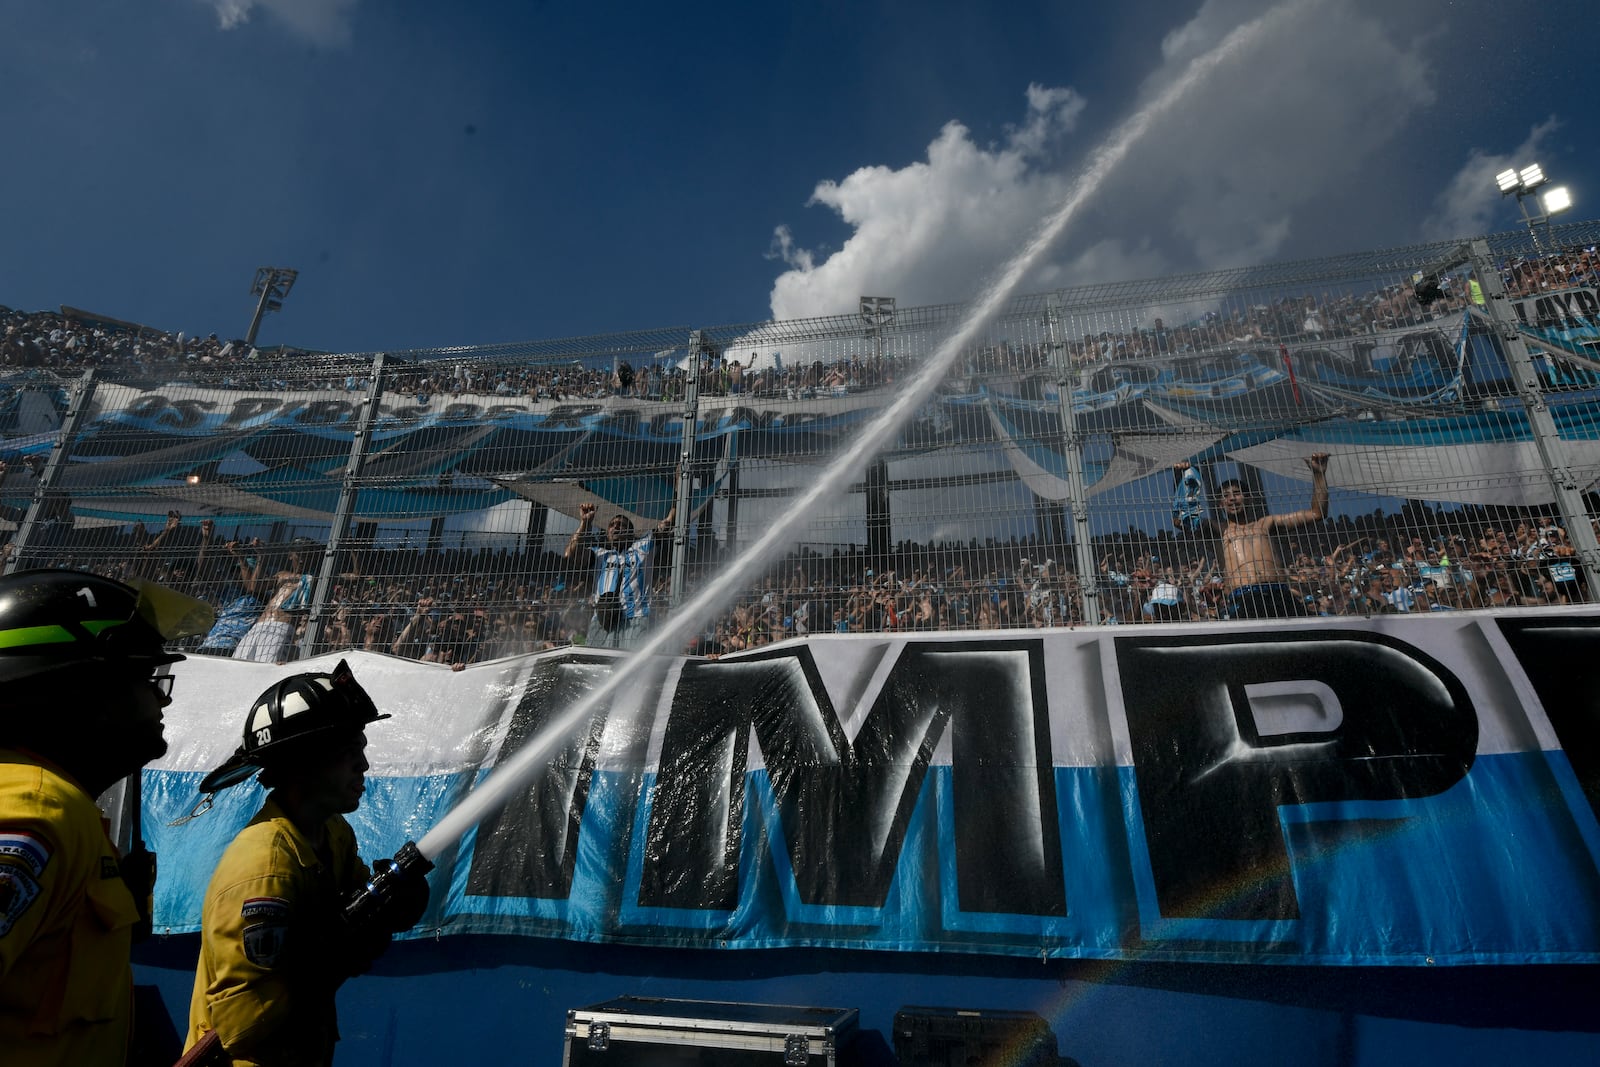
<box><xmin>186</xmin><ymin>797</ymin><xmax>374</xmax><ymax>1067</ymax></box>
<box><xmin>0</xmin><ymin>748</ymin><xmax>139</xmax><ymax>1067</ymax></box>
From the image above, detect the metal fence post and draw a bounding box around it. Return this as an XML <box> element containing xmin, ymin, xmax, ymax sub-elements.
<box><xmin>1470</xmin><ymin>239</ymin><xmax>1600</xmax><ymax>598</ymax></box>
<box><xmin>300</xmin><ymin>354</ymin><xmax>388</xmax><ymax>657</ymax></box>
<box><xmin>1044</xmin><ymin>296</ymin><xmax>1100</xmax><ymax>623</ymax></box>
<box><xmin>5</xmin><ymin>370</ymin><xmax>97</xmax><ymax>575</ymax></box>
<box><xmin>669</xmin><ymin>332</ymin><xmax>704</xmax><ymax>608</ymax></box>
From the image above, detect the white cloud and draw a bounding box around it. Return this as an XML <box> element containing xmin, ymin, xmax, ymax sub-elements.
<box><xmin>765</xmin><ymin>225</ymin><xmax>814</xmax><ymax>274</ymax></box>
<box><xmin>769</xmin><ymin>84</ymin><xmax>1085</xmax><ymax>321</ymax></box>
<box><xmin>197</xmin><ymin>0</ymin><xmax>359</xmax><ymax>47</ymax></box>
<box><xmin>1419</xmin><ymin>117</ymin><xmax>1561</xmax><ymax>242</ymax></box>
<box><xmin>768</xmin><ymin>0</ymin><xmax>1441</xmax><ymax>321</ymax></box>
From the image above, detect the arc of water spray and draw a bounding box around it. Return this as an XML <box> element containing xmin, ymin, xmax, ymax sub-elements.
<box><xmin>417</xmin><ymin>0</ymin><xmax>1310</xmax><ymax>861</ymax></box>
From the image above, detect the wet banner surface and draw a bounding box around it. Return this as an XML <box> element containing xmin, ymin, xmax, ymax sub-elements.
<box><xmin>144</xmin><ymin>611</ymin><xmax>1600</xmax><ymax>964</ymax></box>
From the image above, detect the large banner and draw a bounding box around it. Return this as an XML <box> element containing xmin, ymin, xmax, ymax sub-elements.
<box><xmin>145</xmin><ymin>611</ymin><xmax>1600</xmax><ymax>965</ymax></box>
<box><xmin>1513</xmin><ymin>284</ymin><xmax>1600</xmax><ymax>365</ymax></box>
<box><xmin>10</xmin><ymin>382</ymin><xmax>903</xmax><ymax>525</ymax></box>
<box><xmin>12</xmin><ymin>318</ymin><xmax>1598</xmax><ymax>525</ymax></box>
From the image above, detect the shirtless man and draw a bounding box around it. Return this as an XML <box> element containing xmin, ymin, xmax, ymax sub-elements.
<box><xmin>1173</xmin><ymin>453</ymin><xmax>1329</xmax><ymax>619</ymax></box>
<box><xmin>232</xmin><ymin>546</ymin><xmax>314</xmax><ymax>663</ymax></box>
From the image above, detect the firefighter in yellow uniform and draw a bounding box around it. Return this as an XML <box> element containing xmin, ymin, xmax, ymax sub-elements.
<box><xmin>0</xmin><ymin>569</ymin><xmax>212</xmax><ymax>1066</ymax></box>
<box><xmin>185</xmin><ymin>661</ymin><xmax>428</xmax><ymax>1066</ymax></box>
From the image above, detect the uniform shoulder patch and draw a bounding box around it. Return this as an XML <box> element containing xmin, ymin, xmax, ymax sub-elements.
<box><xmin>0</xmin><ymin>866</ymin><xmax>43</xmax><ymax>937</ymax></box>
<box><xmin>0</xmin><ymin>832</ymin><xmax>51</xmax><ymax>878</ymax></box>
<box><xmin>242</xmin><ymin>920</ymin><xmax>290</xmax><ymax>968</ymax></box>
<box><xmin>240</xmin><ymin>895</ymin><xmax>293</xmax><ymax>968</ymax></box>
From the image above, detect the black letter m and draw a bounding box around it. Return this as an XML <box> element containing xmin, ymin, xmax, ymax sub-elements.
<box><xmin>639</xmin><ymin>641</ymin><xmax>1065</xmax><ymax>916</ymax></box>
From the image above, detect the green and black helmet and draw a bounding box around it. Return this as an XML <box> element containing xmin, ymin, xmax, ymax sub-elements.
<box><xmin>199</xmin><ymin>659</ymin><xmax>388</xmax><ymax>793</ymax></box>
<box><xmin>0</xmin><ymin>569</ymin><xmax>215</xmax><ymax>685</ymax></box>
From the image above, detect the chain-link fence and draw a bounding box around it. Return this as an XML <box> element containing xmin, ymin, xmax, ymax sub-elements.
<box><xmin>4</xmin><ymin>220</ymin><xmax>1598</xmax><ymax>661</ymax></box>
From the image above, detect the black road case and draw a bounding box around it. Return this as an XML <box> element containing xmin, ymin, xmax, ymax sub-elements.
<box><xmin>892</xmin><ymin>1005</ymin><xmax>1058</xmax><ymax>1067</ymax></box>
<box><xmin>564</xmin><ymin>996</ymin><xmax>859</xmax><ymax>1066</ymax></box>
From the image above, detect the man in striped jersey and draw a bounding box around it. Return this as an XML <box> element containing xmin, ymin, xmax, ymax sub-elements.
<box><xmin>565</xmin><ymin>501</ymin><xmax>676</xmax><ymax>650</ymax></box>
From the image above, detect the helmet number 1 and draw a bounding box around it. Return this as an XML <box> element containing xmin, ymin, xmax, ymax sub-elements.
<box><xmin>76</xmin><ymin>587</ymin><xmax>99</xmax><ymax>609</ymax></box>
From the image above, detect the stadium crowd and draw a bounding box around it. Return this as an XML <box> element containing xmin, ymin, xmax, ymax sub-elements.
<box><xmin>7</xmin><ymin>243</ymin><xmax>1594</xmax><ymax>399</ymax></box>
<box><xmin>0</xmin><ymin>494</ymin><xmax>1587</xmax><ymax>669</ymax></box>
<box><xmin>3</xmin><ymin>238</ymin><xmax>1596</xmax><ymax>664</ymax></box>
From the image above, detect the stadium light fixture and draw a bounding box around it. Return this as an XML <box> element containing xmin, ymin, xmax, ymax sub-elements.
<box><xmin>1497</xmin><ymin>162</ymin><xmax>1570</xmax><ymax>251</ymax></box>
<box><xmin>245</xmin><ymin>266</ymin><xmax>300</xmax><ymax>347</ymax></box>
<box><xmin>1542</xmin><ymin>185</ymin><xmax>1573</xmax><ymax>215</ymax></box>
<box><xmin>859</xmin><ymin>296</ymin><xmax>896</xmax><ymax>330</ymax></box>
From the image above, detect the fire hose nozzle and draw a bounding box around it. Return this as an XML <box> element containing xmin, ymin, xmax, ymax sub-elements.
<box><xmin>345</xmin><ymin>840</ymin><xmax>435</xmax><ymax>930</ymax></box>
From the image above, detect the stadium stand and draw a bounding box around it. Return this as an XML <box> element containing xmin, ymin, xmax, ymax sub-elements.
<box><xmin>3</xmin><ymin>225</ymin><xmax>1598</xmax><ymax>663</ymax></box>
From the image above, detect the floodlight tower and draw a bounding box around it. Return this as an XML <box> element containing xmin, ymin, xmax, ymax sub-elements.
<box><xmin>859</xmin><ymin>295</ymin><xmax>896</xmax><ymax>370</ymax></box>
<box><xmin>1495</xmin><ymin>164</ymin><xmax>1573</xmax><ymax>251</ymax></box>
<box><xmin>244</xmin><ymin>266</ymin><xmax>300</xmax><ymax>347</ymax></box>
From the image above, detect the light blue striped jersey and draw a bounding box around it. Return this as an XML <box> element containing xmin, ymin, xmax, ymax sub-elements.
<box><xmin>590</xmin><ymin>530</ymin><xmax>656</xmax><ymax>619</ymax></box>
<box><xmin>1173</xmin><ymin>466</ymin><xmax>1205</xmax><ymax>533</ymax></box>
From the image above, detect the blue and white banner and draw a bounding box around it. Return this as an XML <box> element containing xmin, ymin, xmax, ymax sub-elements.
<box><xmin>18</xmin><ymin>320</ymin><xmax>1600</xmax><ymax>526</ymax></box>
<box><xmin>9</xmin><ymin>383</ymin><xmax>881</xmax><ymax>525</ymax></box>
<box><xmin>1513</xmin><ymin>284</ymin><xmax>1600</xmax><ymax>367</ymax></box>
<box><xmin>144</xmin><ymin>611</ymin><xmax>1600</xmax><ymax>965</ymax></box>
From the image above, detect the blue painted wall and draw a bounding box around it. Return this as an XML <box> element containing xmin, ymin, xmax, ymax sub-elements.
<box><xmin>135</xmin><ymin>937</ymin><xmax>1600</xmax><ymax>1065</ymax></box>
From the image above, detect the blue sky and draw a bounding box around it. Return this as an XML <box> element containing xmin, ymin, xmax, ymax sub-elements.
<box><xmin>2</xmin><ymin>0</ymin><xmax>1596</xmax><ymax>354</ymax></box>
